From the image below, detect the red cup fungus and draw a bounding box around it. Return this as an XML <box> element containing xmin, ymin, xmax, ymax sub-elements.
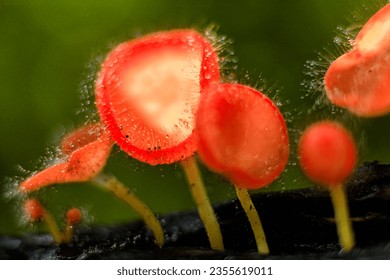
<box><xmin>197</xmin><ymin>83</ymin><xmax>289</xmax><ymax>189</ymax></box>
<box><xmin>19</xmin><ymin>123</ymin><xmax>165</xmax><ymax>246</ymax></box>
<box><xmin>95</xmin><ymin>29</ymin><xmax>220</xmax><ymax>165</ymax></box>
<box><xmin>196</xmin><ymin>83</ymin><xmax>290</xmax><ymax>254</ymax></box>
<box><xmin>325</xmin><ymin>3</ymin><xmax>390</xmax><ymax>117</ymax></box>
<box><xmin>96</xmin><ymin>29</ymin><xmax>224</xmax><ymax>250</ymax></box>
<box><xmin>20</xmin><ymin>123</ymin><xmax>113</xmax><ymax>192</ymax></box>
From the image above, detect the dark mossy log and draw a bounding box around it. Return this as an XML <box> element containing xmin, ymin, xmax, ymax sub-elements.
<box><xmin>1</xmin><ymin>161</ymin><xmax>390</xmax><ymax>260</ymax></box>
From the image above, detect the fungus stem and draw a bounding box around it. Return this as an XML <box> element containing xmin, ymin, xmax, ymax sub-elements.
<box><xmin>235</xmin><ymin>186</ymin><xmax>269</xmax><ymax>255</ymax></box>
<box><xmin>63</xmin><ymin>222</ymin><xmax>75</xmax><ymax>243</ymax></box>
<box><xmin>92</xmin><ymin>175</ymin><xmax>165</xmax><ymax>247</ymax></box>
<box><xmin>41</xmin><ymin>210</ymin><xmax>62</xmax><ymax>244</ymax></box>
<box><xmin>181</xmin><ymin>156</ymin><xmax>224</xmax><ymax>251</ymax></box>
<box><xmin>329</xmin><ymin>185</ymin><xmax>355</xmax><ymax>252</ymax></box>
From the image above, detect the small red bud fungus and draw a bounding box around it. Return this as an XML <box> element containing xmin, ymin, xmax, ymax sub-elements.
<box><xmin>66</xmin><ymin>208</ymin><xmax>82</xmax><ymax>225</ymax></box>
<box><xmin>298</xmin><ymin>121</ymin><xmax>357</xmax><ymax>252</ymax></box>
<box><xmin>63</xmin><ymin>207</ymin><xmax>83</xmax><ymax>243</ymax></box>
<box><xmin>324</xmin><ymin>3</ymin><xmax>390</xmax><ymax>117</ymax></box>
<box><xmin>23</xmin><ymin>199</ymin><xmax>62</xmax><ymax>243</ymax></box>
<box><xmin>20</xmin><ymin>123</ymin><xmax>163</xmax><ymax>246</ymax></box>
<box><xmin>24</xmin><ymin>199</ymin><xmax>44</xmax><ymax>222</ymax></box>
<box><xmin>298</xmin><ymin>121</ymin><xmax>357</xmax><ymax>187</ymax></box>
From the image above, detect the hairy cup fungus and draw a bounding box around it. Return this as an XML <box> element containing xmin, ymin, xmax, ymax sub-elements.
<box><xmin>20</xmin><ymin>123</ymin><xmax>164</xmax><ymax>247</ymax></box>
<box><xmin>324</xmin><ymin>3</ymin><xmax>390</xmax><ymax>117</ymax></box>
<box><xmin>20</xmin><ymin>123</ymin><xmax>113</xmax><ymax>192</ymax></box>
<box><xmin>96</xmin><ymin>29</ymin><xmax>219</xmax><ymax>165</ymax></box>
<box><xmin>24</xmin><ymin>199</ymin><xmax>62</xmax><ymax>243</ymax></box>
<box><xmin>96</xmin><ymin>29</ymin><xmax>224</xmax><ymax>250</ymax></box>
<box><xmin>196</xmin><ymin>83</ymin><xmax>290</xmax><ymax>254</ymax></box>
<box><xmin>63</xmin><ymin>207</ymin><xmax>82</xmax><ymax>243</ymax></box>
<box><xmin>298</xmin><ymin>121</ymin><xmax>357</xmax><ymax>252</ymax></box>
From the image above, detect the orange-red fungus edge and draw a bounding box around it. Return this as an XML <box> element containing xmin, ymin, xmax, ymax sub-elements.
<box><xmin>20</xmin><ymin>123</ymin><xmax>114</xmax><ymax>192</ymax></box>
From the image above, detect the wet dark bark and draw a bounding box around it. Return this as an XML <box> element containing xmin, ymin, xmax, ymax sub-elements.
<box><xmin>1</xmin><ymin>161</ymin><xmax>390</xmax><ymax>260</ymax></box>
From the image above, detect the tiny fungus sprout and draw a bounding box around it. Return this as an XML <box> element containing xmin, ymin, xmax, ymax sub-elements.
<box><xmin>25</xmin><ymin>201</ymin><xmax>83</xmax><ymax>243</ymax></box>
<box><xmin>20</xmin><ymin>123</ymin><xmax>164</xmax><ymax>247</ymax></box>
<box><xmin>196</xmin><ymin>83</ymin><xmax>290</xmax><ymax>254</ymax></box>
<box><xmin>24</xmin><ymin>199</ymin><xmax>62</xmax><ymax>243</ymax></box>
<box><xmin>324</xmin><ymin>3</ymin><xmax>390</xmax><ymax>117</ymax></box>
<box><xmin>96</xmin><ymin>29</ymin><xmax>224</xmax><ymax>250</ymax></box>
<box><xmin>63</xmin><ymin>207</ymin><xmax>82</xmax><ymax>243</ymax></box>
<box><xmin>66</xmin><ymin>207</ymin><xmax>82</xmax><ymax>225</ymax></box>
<box><xmin>24</xmin><ymin>199</ymin><xmax>44</xmax><ymax>222</ymax></box>
<box><xmin>298</xmin><ymin>121</ymin><xmax>357</xmax><ymax>252</ymax></box>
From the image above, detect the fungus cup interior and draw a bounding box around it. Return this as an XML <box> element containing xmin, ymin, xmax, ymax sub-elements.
<box><xmin>96</xmin><ymin>29</ymin><xmax>220</xmax><ymax>165</ymax></box>
<box><xmin>324</xmin><ymin>3</ymin><xmax>390</xmax><ymax>117</ymax></box>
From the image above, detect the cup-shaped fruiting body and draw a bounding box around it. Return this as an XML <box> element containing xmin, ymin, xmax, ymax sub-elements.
<box><xmin>196</xmin><ymin>83</ymin><xmax>290</xmax><ymax>189</ymax></box>
<box><xmin>324</xmin><ymin>3</ymin><xmax>390</xmax><ymax>117</ymax></box>
<box><xmin>20</xmin><ymin>123</ymin><xmax>113</xmax><ymax>192</ymax></box>
<box><xmin>95</xmin><ymin>29</ymin><xmax>220</xmax><ymax>165</ymax></box>
<box><xmin>298</xmin><ymin>121</ymin><xmax>357</xmax><ymax>187</ymax></box>
<box><xmin>196</xmin><ymin>83</ymin><xmax>289</xmax><ymax>254</ymax></box>
<box><xmin>19</xmin><ymin>123</ymin><xmax>164</xmax><ymax>246</ymax></box>
<box><xmin>95</xmin><ymin>29</ymin><xmax>222</xmax><ymax>250</ymax></box>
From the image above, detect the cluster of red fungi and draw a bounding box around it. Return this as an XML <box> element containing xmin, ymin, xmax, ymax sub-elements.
<box><xmin>20</xmin><ymin>3</ymin><xmax>390</xmax><ymax>254</ymax></box>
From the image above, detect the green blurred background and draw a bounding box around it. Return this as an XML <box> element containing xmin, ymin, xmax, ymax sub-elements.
<box><xmin>1</xmin><ymin>0</ymin><xmax>390</xmax><ymax>235</ymax></box>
